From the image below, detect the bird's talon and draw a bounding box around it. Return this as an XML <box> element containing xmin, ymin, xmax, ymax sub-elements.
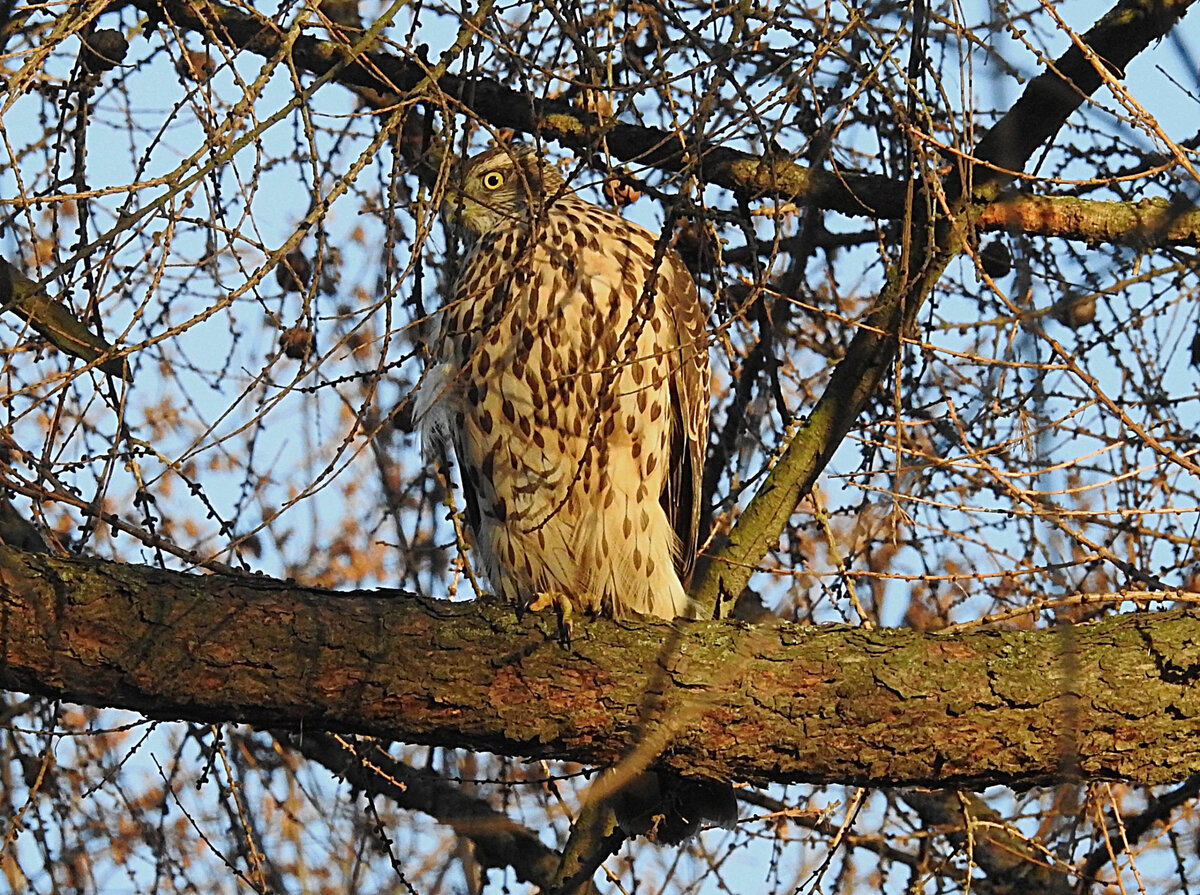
<box><xmin>529</xmin><ymin>591</ymin><xmax>573</xmax><ymax>646</ymax></box>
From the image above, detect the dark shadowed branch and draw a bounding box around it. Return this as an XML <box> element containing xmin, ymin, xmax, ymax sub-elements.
<box><xmin>277</xmin><ymin>730</ymin><xmax>573</xmax><ymax>891</ymax></box>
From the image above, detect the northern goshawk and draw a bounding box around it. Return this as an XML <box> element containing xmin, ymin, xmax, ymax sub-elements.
<box><xmin>416</xmin><ymin>144</ymin><xmax>711</xmax><ymax>622</ymax></box>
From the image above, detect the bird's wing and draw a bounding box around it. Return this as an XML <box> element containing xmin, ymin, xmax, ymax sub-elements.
<box><xmin>412</xmin><ymin>310</ymin><xmax>457</xmax><ymax>464</ymax></box>
<box><xmin>662</xmin><ymin>252</ymin><xmax>710</xmax><ymax>583</ymax></box>
<box><xmin>412</xmin><ymin>312</ymin><xmax>483</xmax><ymax>536</ymax></box>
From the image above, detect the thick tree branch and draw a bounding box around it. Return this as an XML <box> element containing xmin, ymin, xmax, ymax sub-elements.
<box><xmin>2</xmin><ymin>546</ymin><xmax>1200</xmax><ymax>790</ymax></box>
<box><xmin>979</xmin><ymin>194</ymin><xmax>1200</xmax><ymax>247</ymax></box>
<box><xmin>850</xmin><ymin>194</ymin><xmax>1200</xmax><ymax>246</ymax></box>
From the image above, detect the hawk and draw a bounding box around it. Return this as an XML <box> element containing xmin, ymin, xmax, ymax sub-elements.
<box><xmin>416</xmin><ymin>144</ymin><xmax>710</xmax><ymax>622</ymax></box>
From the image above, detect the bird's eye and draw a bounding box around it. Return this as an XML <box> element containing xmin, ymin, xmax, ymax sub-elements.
<box><xmin>481</xmin><ymin>171</ymin><xmax>505</xmax><ymax>190</ymax></box>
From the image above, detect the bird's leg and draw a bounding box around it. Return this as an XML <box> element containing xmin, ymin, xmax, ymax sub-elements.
<box><xmin>527</xmin><ymin>590</ymin><xmax>574</xmax><ymax>646</ymax></box>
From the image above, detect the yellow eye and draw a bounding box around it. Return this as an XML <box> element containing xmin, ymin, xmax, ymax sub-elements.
<box><xmin>480</xmin><ymin>171</ymin><xmax>505</xmax><ymax>190</ymax></box>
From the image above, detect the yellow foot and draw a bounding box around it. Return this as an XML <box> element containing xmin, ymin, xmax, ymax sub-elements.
<box><xmin>528</xmin><ymin>590</ymin><xmax>574</xmax><ymax>646</ymax></box>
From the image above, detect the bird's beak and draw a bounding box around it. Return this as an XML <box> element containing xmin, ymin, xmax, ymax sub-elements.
<box><xmin>440</xmin><ymin>185</ymin><xmax>472</xmax><ymax>229</ymax></box>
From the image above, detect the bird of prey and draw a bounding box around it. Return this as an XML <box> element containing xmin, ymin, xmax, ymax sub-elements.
<box><xmin>415</xmin><ymin>143</ymin><xmax>710</xmax><ymax>624</ymax></box>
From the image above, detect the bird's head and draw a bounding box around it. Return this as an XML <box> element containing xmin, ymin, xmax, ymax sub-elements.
<box><xmin>442</xmin><ymin>144</ymin><xmax>567</xmax><ymax>238</ymax></box>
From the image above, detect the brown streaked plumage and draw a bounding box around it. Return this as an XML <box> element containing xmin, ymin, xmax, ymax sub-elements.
<box><xmin>415</xmin><ymin>143</ymin><xmax>710</xmax><ymax>620</ymax></box>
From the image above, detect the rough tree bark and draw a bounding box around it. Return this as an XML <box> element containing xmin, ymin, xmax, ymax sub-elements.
<box><xmin>2</xmin><ymin>545</ymin><xmax>1198</xmax><ymax>790</ymax></box>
